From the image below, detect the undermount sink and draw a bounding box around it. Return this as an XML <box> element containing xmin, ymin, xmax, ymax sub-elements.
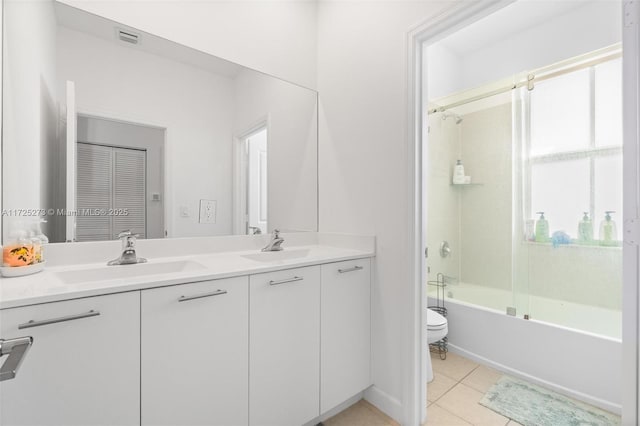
<box><xmin>56</xmin><ymin>260</ymin><xmax>206</xmax><ymax>284</ymax></box>
<box><xmin>242</xmin><ymin>248</ymin><xmax>311</xmax><ymax>263</ymax></box>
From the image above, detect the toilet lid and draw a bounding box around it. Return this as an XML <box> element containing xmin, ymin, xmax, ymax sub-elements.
<box><xmin>427</xmin><ymin>308</ymin><xmax>447</xmax><ymax>328</ymax></box>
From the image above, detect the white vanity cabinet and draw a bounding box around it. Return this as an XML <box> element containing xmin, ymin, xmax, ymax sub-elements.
<box><xmin>0</xmin><ymin>250</ymin><xmax>373</xmax><ymax>426</ymax></box>
<box><xmin>320</xmin><ymin>259</ymin><xmax>372</xmax><ymax>413</ymax></box>
<box><xmin>249</xmin><ymin>266</ymin><xmax>321</xmax><ymax>426</ymax></box>
<box><xmin>140</xmin><ymin>276</ymin><xmax>249</xmax><ymax>426</ymax></box>
<box><xmin>0</xmin><ymin>292</ymin><xmax>140</xmax><ymax>426</ymax></box>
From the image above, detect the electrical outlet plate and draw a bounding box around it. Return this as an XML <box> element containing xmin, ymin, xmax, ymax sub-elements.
<box><xmin>199</xmin><ymin>200</ymin><xmax>217</xmax><ymax>224</ymax></box>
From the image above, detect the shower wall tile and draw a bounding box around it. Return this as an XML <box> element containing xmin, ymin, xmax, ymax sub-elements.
<box><xmin>526</xmin><ymin>244</ymin><xmax>622</xmax><ymax>310</ymax></box>
<box><xmin>459</xmin><ymin>103</ymin><xmax>513</xmax><ymax>291</ymax></box>
<box><xmin>427</xmin><ymin>114</ymin><xmax>461</xmax><ymax>284</ymax></box>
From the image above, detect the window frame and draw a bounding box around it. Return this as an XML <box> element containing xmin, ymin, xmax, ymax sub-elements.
<box><xmin>523</xmin><ymin>57</ymin><xmax>623</xmax><ymax>239</ymax></box>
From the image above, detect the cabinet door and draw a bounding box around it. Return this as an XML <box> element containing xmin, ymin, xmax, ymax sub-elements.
<box><xmin>0</xmin><ymin>292</ymin><xmax>140</xmax><ymax>426</ymax></box>
<box><xmin>321</xmin><ymin>258</ymin><xmax>371</xmax><ymax>413</ymax></box>
<box><xmin>249</xmin><ymin>266</ymin><xmax>320</xmax><ymax>426</ymax></box>
<box><xmin>141</xmin><ymin>277</ymin><xmax>249</xmax><ymax>426</ymax></box>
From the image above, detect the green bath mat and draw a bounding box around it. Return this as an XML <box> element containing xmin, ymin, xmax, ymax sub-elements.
<box><xmin>479</xmin><ymin>376</ymin><xmax>620</xmax><ymax>426</ymax></box>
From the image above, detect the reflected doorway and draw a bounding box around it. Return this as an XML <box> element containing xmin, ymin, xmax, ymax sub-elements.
<box><xmin>244</xmin><ymin>127</ymin><xmax>268</xmax><ymax>235</ymax></box>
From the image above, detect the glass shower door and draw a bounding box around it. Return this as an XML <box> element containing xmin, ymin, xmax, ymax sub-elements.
<box><xmin>512</xmin><ymin>87</ymin><xmax>530</xmax><ymax>319</ymax></box>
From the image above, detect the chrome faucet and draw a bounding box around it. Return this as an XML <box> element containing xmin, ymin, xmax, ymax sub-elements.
<box><xmin>261</xmin><ymin>229</ymin><xmax>284</xmax><ymax>252</ymax></box>
<box><xmin>108</xmin><ymin>230</ymin><xmax>147</xmax><ymax>266</ymax></box>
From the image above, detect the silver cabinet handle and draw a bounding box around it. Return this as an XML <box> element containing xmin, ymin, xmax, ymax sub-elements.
<box><xmin>178</xmin><ymin>289</ymin><xmax>227</xmax><ymax>302</ymax></box>
<box><xmin>0</xmin><ymin>336</ymin><xmax>33</xmax><ymax>381</ymax></box>
<box><xmin>338</xmin><ymin>266</ymin><xmax>364</xmax><ymax>274</ymax></box>
<box><xmin>18</xmin><ymin>310</ymin><xmax>100</xmax><ymax>330</ymax></box>
<box><xmin>269</xmin><ymin>276</ymin><xmax>303</xmax><ymax>286</ymax></box>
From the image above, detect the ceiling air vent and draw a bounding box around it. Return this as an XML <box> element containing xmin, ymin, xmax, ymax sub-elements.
<box><xmin>117</xmin><ymin>29</ymin><xmax>140</xmax><ymax>45</ymax></box>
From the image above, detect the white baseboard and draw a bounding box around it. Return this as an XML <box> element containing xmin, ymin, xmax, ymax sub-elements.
<box><xmin>364</xmin><ymin>385</ymin><xmax>403</xmax><ymax>424</ymax></box>
<box><xmin>448</xmin><ymin>344</ymin><xmax>622</xmax><ymax>415</ymax></box>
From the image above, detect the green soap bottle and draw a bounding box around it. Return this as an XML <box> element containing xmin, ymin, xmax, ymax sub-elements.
<box><xmin>599</xmin><ymin>211</ymin><xmax>617</xmax><ymax>246</ymax></box>
<box><xmin>578</xmin><ymin>212</ymin><xmax>593</xmax><ymax>243</ymax></box>
<box><xmin>535</xmin><ymin>212</ymin><xmax>549</xmax><ymax>242</ymax></box>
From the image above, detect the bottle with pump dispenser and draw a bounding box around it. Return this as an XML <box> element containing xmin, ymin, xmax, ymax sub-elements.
<box><xmin>599</xmin><ymin>211</ymin><xmax>618</xmax><ymax>246</ymax></box>
<box><xmin>535</xmin><ymin>212</ymin><xmax>549</xmax><ymax>242</ymax></box>
<box><xmin>453</xmin><ymin>159</ymin><xmax>465</xmax><ymax>184</ymax></box>
<box><xmin>578</xmin><ymin>212</ymin><xmax>593</xmax><ymax>243</ymax></box>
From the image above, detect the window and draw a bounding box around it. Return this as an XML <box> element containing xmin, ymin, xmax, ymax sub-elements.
<box><xmin>526</xmin><ymin>56</ymin><xmax>622</xmax><ymax>240</ymax></box>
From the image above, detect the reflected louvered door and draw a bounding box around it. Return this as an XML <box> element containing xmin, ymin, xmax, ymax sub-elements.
<box><xmin>113</xmin><ymin>147</ymin><xmax>146</xmax><ymax>238</ymax></box>
<box><xmin>76</xmin><ymin>143</ymin><xmax>112</xmax><ymax>241</ymax></box>
<box><xmin>76</xmin><ymin>143</ymin><xmax>146</xmax><ymax>241</ymax></box>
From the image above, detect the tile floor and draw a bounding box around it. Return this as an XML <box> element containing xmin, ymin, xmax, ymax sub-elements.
<box><xmin>323</xmin><ymin>399</ymin><xmax>400</xmax><ymax>426</ymax></box>
<box><xmin>325</xmin><ymin>350</ymin><xmax>613</xmax><ymax>426</ymax></box>
<box><xmin>323</xmin><ymin>351</ymin><xmax>515</xmax><ymax>426</ymax></box>
<box><xmin>425</xmin><ymin>352</ymin><xmax>518</xmax><ymax>426</ymax></box>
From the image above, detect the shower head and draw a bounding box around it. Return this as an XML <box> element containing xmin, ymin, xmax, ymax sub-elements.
<box><xmin>442</xmin><ymin>112</ymin><xmax>463</xmax><ymax>124</ymax></box>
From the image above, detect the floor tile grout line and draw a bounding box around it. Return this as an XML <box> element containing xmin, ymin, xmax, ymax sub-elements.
<box><xmin>429</xmin><ymin>363</ymin><xmax>480</xmax><ymax>404</ymax></box>
<box><xmin>430</xmin><ymin>402</ymin><xmax>474</xmax><ymax>426</ymax></box>
<box><xmin>429</xmin><ymin>367</ymin><xmax>512</xmax><ymax>425</ymax></box>
<box><xmin>430</xmin><ymin>380</ymin><xmax>463</xmax><ymax>405</ymax></box>
<box><xmin>458</xmin><ymin>364</ymin><xmax>480</xmax><ymax>382</ymax></box>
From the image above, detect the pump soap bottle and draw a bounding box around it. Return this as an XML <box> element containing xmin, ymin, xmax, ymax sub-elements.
<box><xmin>453</xmin><ymin>160</ymin><xmax>466</xmax><ymax>184</ymax></box>
<box><xmin>535</xmin><ymin>212</ymin><xmax>549</xmax><ymax>242</ymax></box>
<box><xmin>599</xmin><ymin>211</ymin><xmax>618</xmax><ymax>246</ymax></box>
<box><xmin>578</xmin><ymin>212</ymin><xmax>593</xmax><ymax>243</ymax></box>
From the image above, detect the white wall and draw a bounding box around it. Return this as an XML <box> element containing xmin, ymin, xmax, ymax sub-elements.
<box><xmin>56</xmin><ymin>0</ymin><xmax>318</xmax><ymax>90</ymax></box>
<box><xmin>428</xmin><ymin>1</ymin><xmax>621</xmax><ymax>100</ymax></box>
<box><xmin>1</xmin><ymin>0</ymin><xmax>3</xmax><ymax>240</ymax></box>
<box><xmin>233</xmin><ymin>69</ymin><xmax>318</xmax><ymax>234</ymax></box>
<box><xmin>317</xmin><ymin>1</ymin><xmax>450</xmax><ymax>421</ymax></box>
<box><xmin>425</xmin><ymin>43</ymin><xmax>462</xmax><ymax>101</ymax></box>
<box><xmin>2</xmin><ymin>0</ymin><xmax>58</xmax><ymax>238</ymax></box>
<box><xmin>461</xmin><ymin>1</ymin><xmax>621</xmax><ymax>92</ymax></box>
<box><xmin>57</xmin><ymin>26</ymin><xmax>236</xmax><ymax>238</ymax></box>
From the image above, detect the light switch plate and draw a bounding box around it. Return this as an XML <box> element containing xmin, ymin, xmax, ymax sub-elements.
<box><xmin>199</xmin><ymin>200</ymin><xmax>217</xmax><ymax>224</ymax></box>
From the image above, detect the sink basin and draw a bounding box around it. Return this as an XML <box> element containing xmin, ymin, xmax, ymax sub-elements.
<box><xmin>56</xmin><ymin>260</ymin><xmax>206</xmax><ymax>284</ymax></box>
<box><xmin>242</xmin><ymin>248</ymin><xmax>311</xmax><ymax>263</ymax></box>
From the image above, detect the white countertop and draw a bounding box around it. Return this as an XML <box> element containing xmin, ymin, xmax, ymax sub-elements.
<box><xmin>0</xmin><ymin>244</ymin><xmax>374</xmax><ymax>310</ymax></box>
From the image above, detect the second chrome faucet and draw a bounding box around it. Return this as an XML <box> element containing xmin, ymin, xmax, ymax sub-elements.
<box><xmin>262</xmin><ymin>229</ymin><xmax>284</xmax><ymax>252</ymax></box>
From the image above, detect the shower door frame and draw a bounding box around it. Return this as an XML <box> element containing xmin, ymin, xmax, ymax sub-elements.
<box><xmin>621</xmin><ymin>1</ymin><xmax>640</xmax><ymax>422</ymax></box>
<box><xmin>405</xmin><ymin>1</ymin><xmax>640</xmax><ymax>425</ymax></box>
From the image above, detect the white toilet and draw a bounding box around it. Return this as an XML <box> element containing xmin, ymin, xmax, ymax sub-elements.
<box><xmin>426</xmin><ymin>308</ymin><xmax>448</xmax><ymax>383</ymax></box>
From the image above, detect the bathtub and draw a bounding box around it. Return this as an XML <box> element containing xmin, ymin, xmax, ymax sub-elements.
<box><xmin>428</xmin><ymin>283</ymin><xmax>622</xmax><ymax>414</ymax></box>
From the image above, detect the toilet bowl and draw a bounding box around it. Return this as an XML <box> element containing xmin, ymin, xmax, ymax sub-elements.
<box><xmin>427</xmin><ymin>308</ymin><xmax>448</xmax><ymax>344</ymax></box>
<box><xmin>426</xmin><ymin>308</ymin><xmax>448</xmax><ymax>383</ymax></box>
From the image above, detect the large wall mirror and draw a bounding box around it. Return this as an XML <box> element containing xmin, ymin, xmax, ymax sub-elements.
<box><xmin>2</xmin><ymin>0</ymin><xmax>318</xmax><ymax>244</ymax></box>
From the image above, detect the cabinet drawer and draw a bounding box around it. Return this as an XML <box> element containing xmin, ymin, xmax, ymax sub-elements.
<box><xmin>141</xmin><ymin>277</ymin><xmax>249</xmax><ymax>426</ymax></box>
<box><xmin>0</xmin><ymin>292</ymin><xmax>140</xmax><ymax>426</ymax></box>
<box><xmin>249</xmin><ymin>266</ymin><xmax>320</xmax><ymax>426</ymax></box>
